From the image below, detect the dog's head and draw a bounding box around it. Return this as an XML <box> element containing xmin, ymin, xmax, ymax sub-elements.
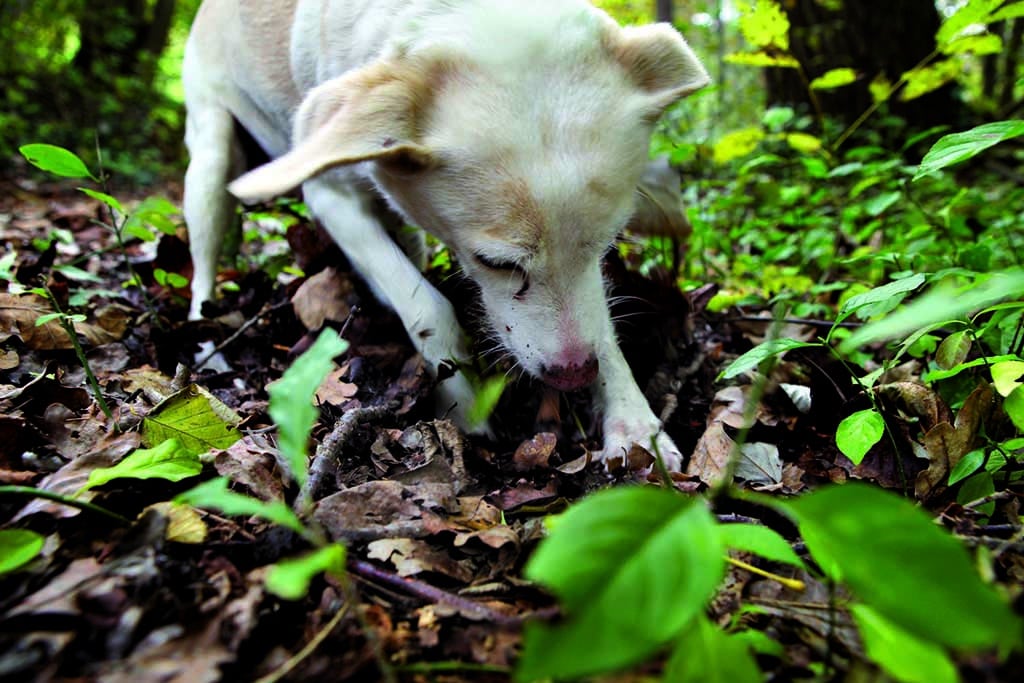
<box><xmin>230</xmin><ymin>7</ymin><xmax>708</xmax><ymax>391</ymax></box>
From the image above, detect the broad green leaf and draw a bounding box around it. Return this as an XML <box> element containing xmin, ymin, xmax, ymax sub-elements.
<box><xmin>991</xmin><ymin>1</ymin><xmax>1024</xmax><ymax>21</ymax></box>
<box><xmin>1005</xmin><ymin>386</ymin><xmax>1024</xmax><ymax>432</ymax></box>
<box><xmin>863</xmin><ymin>190</ymin><xmax>901</xmax><ymax>217</ymax></box>
<box><xmin>851</xmin><ymin>604</ymin><xmax>957</xmax><ymax>683</ymax></box>
<box><xmin>663</xmin><ymin>616</ymin><xmax>761</xmax><ymax>683</ymax></box>
<box><xmin>838</xmin><ymin>273</ymin><xmax>925</xmax><ymax>321</ymax></box>
<box><xmin>516</xmin><ymin>488</ymin><xmax>724</xmax><ymax>681</ymax></box>
<box><xmin>0</xmin><ymin>529</ymin><xmax>45</xmax><ymax>575</ymax></box>
<box><xmin>784</xmin><ymin>483</ymin><xmax>1021</xmax><ymax>649</ymax></box>
<box><xmin>836</xmin><ymin>409</ymin><xmax>885</xmax><ymax>464</ymax></box>
<box><xmin>143</xmin><ymin>384</ymin><xmax>241</xmax><ymax>457</ymax></box>
<box><xmin>900</xmin><ymin>59</ymin><xmax>959</xmax><ymax>102</ymax></box>
<box><xmin>724</xmin><ymin>51</ymin><xmax>799</xmax><ymax>69</ymax></box>
<box><xmin>914</xmin><ymin>121</ymin><xmax>1024</xmax><ymax>180</ymax></box>
<box><xmin>840</xmin><ymin>271</ymin><xmax>1024</xmax><ymax>353</ymax></box>
<box><xmin>810</xmin><ymin>67</ymin><xmax>857</xmax><ymax>90</ymax></box>
<box><xmin>713</xmin><ymin>127</ymin><xmax>765</xmax><ymax>164</ymax></box>
<box><xmin>467</xmin><ymin>375</ymin><xmax>507</xmax><ymax>429</ymax></box>
<box><xmin>942</xmin><ymin>33</ymin><xmax>1003</xmax><ymax>55</ymax></box>
<box><xmin>922</xmin><ymin>354</ymin><xmax>1020</xmax><ymax>383</ymax></box>
<box><xmin>991</xmin><ymin>360</ymin><xmax>1024</xmax><ymax>397</ymax></box>
<box><xmin>268</xmin><ymin>329</ymin><xmax>348</xmax><ymax>487</ymax></box>
<box><xmin>948</xmin><ymin>448</ymin><xmax>985</xmax><ymax>486</ymax></box>
<box><xmin>870</xmin><ymin>73</ymin><xmax>893</xmax><ymax>103</ymax></box>
<box><xmin>935</xmin><ymin>330</ymin><xmax>972</xmax><ymax>369</ymax></box>
<box><xmin>175</xmin><ymin>477</ymin><xmax>305</xmax><ymax>535</ymax></box>
<box><xmin>81</xmin><ymin>439</ymin><xmax>201</xmax><ymax>491</ymax></box>
<box><xmin>735</xmin><ymin>0</ymin><xmax>791</xmax><ymax>50</ymax></box>
<box><xmin>78</xmin><ymin>188</ymin><xmax>124</xmax><ymax>215</ymax></box>
<box><xmin>957</xmin><ymin>471</ymin><xmax>995</xmax><ymax>516</ymax></box>
<box><xmin>936</xmin><ymin>0</ymin><xmax>1003</xmax><ymax>45</ymax></box>
<box><xmin>785</xmin><ymin>132</ymin><xmax>821</xmax><ymax>154</ymax></box>
<box><xmin>266</xmin><ymin>544</ymin><xmax>346</xmax><ymax>600</ymax></box>
<box><xmin>718</xmin><ymin>338</ymin><xmax>819</xmax><ymax>381</ymax></box>
<box><xmin>719</xmin><ymin>523</ymin><xmax>805</xmax><ymax>569</ymax></box>
<box><xmin>19</xmin><ymin>143</ymin><xmax>97</xmax><ymax>180</ymax></box>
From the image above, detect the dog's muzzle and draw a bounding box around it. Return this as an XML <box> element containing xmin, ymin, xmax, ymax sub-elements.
<box><xmin>540</xmin><ymin>355</ymin><xmax>599</xmax><ymax>392</ymax></box>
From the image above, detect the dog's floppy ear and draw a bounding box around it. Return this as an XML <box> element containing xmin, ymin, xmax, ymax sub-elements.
<box><xmin>229</xmin><ymin>61</ymin><xmax>435</xmax><ymax>203</ymax></box>
<box><xmin>608</xmin><ymin>23</ymin><xmax>710</xmax><ymax>113</ymax></box>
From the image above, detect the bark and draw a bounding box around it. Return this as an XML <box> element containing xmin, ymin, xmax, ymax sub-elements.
<box><xmin>765</xmin><ymin>0</ymin><xmax>965</xmax><ymax>131</ymax></box>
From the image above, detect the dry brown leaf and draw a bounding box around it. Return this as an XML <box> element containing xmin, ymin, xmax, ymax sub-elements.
<box><xmin>915</xmin><ymin>384</ymin><xmax>993</xmax><ymax>499</ymax></box>
<box><xmin>686</xmin><ymin>421</ymin><xmax>734</xmax><ymax>485</ymax></box>
<box><xmin>292</xmin><ymin>266</ymin><xmax>353</xmax><ymax>330</ymax></box>
<box><xmin>512</xmin><ymin>432</ymin><xmax>557</xmax><ymax>471</ymax></box>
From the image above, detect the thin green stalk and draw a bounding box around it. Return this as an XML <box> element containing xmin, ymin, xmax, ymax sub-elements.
<box><xmin>0</xmin><ymin>485</ymin><xmax>130</xmax><ymax>525</ymax></box>
<box><xmin>42</xmin><ymin>283</ymin><xmax>115</xmax><ymax>423</ymax></box>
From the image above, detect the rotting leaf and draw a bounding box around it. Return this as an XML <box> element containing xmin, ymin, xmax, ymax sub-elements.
<box><xmin>736</xmin><ymin>442</ymin><xmax>783</xmax><ymax>485</ymax></box>
<box><xmin>915</xmin><ymin>384</ymin><xmax>992</xmax><ymax>499</ymax></box>
<box><xmin>143</xmin><ymin>384</ymin><xmax>242</xmax><ymax>458</ymax></box>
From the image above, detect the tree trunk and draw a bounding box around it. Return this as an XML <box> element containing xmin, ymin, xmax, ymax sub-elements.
<box><xmin>765</xmin><ymin>0</ymin><xmax>965</xmax><ymax>133</ymax></box>
<box><xmin>656</xmin><ymin>0</ymin><xmax>673</xmax><ymax>23</ymax></box>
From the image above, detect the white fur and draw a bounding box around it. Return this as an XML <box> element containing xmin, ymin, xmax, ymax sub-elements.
<box><xmin>183</xmin><ymin>0</ymin><xmax>709</xmax><ymax>469</ymax></box>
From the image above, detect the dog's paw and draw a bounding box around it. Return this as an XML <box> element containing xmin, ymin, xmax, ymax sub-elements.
<box><xmin>599</xmin><ymin>417</ymin><xmax>683</xmax><ymax>472</ymax></box>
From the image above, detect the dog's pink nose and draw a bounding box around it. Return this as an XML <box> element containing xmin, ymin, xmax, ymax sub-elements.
<box><xmin>540</xmin><ymin>355</ymin><xmax>599</xmax><ymax>391</ymax></box>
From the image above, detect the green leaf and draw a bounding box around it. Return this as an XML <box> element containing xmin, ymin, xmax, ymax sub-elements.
<box><xmin>836</xmin><ymin>409</ymin><xmax>884</xmax><ymax>464</ymax></box>
<box><xmin>81</xmin><ymin>439</ymin><xmax>202</xmax><ymax>491</ymax></box>
<box><xmin>724</xmin><ymin>51</ymin><xmax>799</xmax><ymax>69</ymax></box>
<box><xmin>79</xmin><ymin>188</ymin><xmax>124</xmax><ymax>215</ymax></box>
<box><xmin>957</xmin><ymin>471</ymin><xmax>995</xmax><ymax>517</ymax></box>
<box><xmin>935</xmin><ymin>330</ymin><xmax>972</xmax><ymax>370</ymax></box>
<box><xmin>268</xmin><ymin>329</ymin><xmax>349</xmax><ymax>487</ymax></box>
<box><xmin>34</xmin><ymin>312</ymin><xmax>63</xmax><ymax>326</ymax></box>
<box><xmin>735</xmin><ymin>0</ymin><xmax>791</xmax><ymax>50</ymax></box>
<box><xmin>266</xmin><ymin>544</ymin><xmax>346</xmax><ymax>600</ymax></box>
<box><xmin>900</xmin><ymin>59</ymin><xmax>959</xmax><ymax>102</ymax></box>
<box><xmin>784</xmin><ymin>483</ymin><xmax>1022</xmax><ymax>650</ymax></box>
<box><xmin>1005</xmin><ymin>385</ymin><xmax>1024</xmax><ymax>432</ymax></box>
<box><xmin>516</xmin><ymin>488</ymin><xmax>724</xmax><ymax>681</ymax></box>
<box><xmin>914</xmin><ymin>121</ymin><xmax>1024</xmax><ymax>180</ymax></box>
<box><xmin>713</xmin><ymin>127</ymin><xmax>766</xmax><ymax>164</ymax></box>
<box><xmin>175</xmin><ymin>477</ymin><xmax>305</xmax><ymax>535</ymax></box>
<box><xmin>838</xmin><ymin>273</ymin><xmax>925</xmax><ymax>321</ymax></box>
<box><xmin>719</xmin><ymin>523</ymin><xmax>805</xmax><ymax>569</ymax></box>
<box><xmin>948</xmin><ymin>448</ymin><xmax>985</xmax><ymax>486</ymax></box>
<box><xmin>143</xmin><ymin>384</ymin><xmax>242</xmax><ymax>457</ymax></box>
<box><xmin>942</xmin><ymin>33</ymin><xmax>1003</xmax><ymax>56</ymax></box>
<box><xmin>0</xmin><ymin>529</ymin><xmax>45</xmax><ymax>575</ymax></box>
<box><xmin>718</xmin><ymin>338</ymin><xmax>819</xmax><ymax>381</ymax></box>
<box><xmin>851</xmin><ymin>604</ymin><xmax>958</xmax><ymax>683</ymax></box>
<box><xmin>936</xmin><ymin>0</ymin><xmax>1003</xmax><ymax>45</ymax></box>
<box><xmin>922</xmin><ymin>354</ymin><xmax>1020</xmax><ymax>383</ymax></box>
<box><xmin>19</xmin><ymin>143</ymin><xmax>97</xmax><ymax>180</ymax></box>
<box><xmin>663</xmin><ymin>616</ymin><xmax>761</xmax><ymax>683</ymax></box>
<box><xmin>785</xmin><ymin>132</ymin><xmax>822</xmax><ymax>154</ymax></box>
<box><xmin>991</xmin><ymin>1</ymin><xmax>1024</xmax><ymax>21</ymax></box>
<box><xmin>810</xmin><ymin>67</ymin><xmax>857</xmax><ymax>90</ymax></box>
<box><xmin>840</xmin><ymin>270</ymin><xmax>1024</xmax><ymax>353</ymax></box>
<box><xmin>991</xmin><ymin>360</ymin><xmax>1024</xmax><ymax>397</ymax></box>
<box><xmin>467</xmin><ymin>375</ymin><xmax>507</xmax><ymax>429</ymax></box>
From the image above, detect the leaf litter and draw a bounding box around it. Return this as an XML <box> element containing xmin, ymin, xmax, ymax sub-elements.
<box><xmin>1</xmin><ymin>180</ymin><xmax>1022</xmax><ymax>681</ymax></box>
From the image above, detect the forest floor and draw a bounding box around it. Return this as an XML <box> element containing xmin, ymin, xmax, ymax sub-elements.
<box><xmin>1</xmin><ymin>177</ymin><xmax>1022</xmax><ymax>681</ymax></box>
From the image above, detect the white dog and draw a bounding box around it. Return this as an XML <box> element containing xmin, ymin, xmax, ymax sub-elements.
<box><xmin>183</xmin><ymin>0</ymin><xmax>708</xmax><ymax>470</ymax></box>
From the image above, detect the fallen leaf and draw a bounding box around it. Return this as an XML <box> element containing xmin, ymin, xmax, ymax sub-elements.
<box><xmin>513</xmin><ymin>432</ymin><xmax>557</xmax><ymax>471</ymax></box>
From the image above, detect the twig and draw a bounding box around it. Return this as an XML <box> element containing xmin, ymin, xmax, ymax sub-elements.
<box><xmin>349</xmin><ymin>559</ymin><xmax>554</xmax><ymax>627</ymax></box>
<box><xmin>296</xmin><ymin>402</ymin><xmax>398</xmax><ymax>511</ymax></box>
<box><xmin>253</xmin><ymin>601</ymin><xmax>351</xmax><ymax>683</ymax></box>
<box><xmin>194</xmin><ymin>300</ymin><xmax>293</xmax><ymax>369</ymax></box>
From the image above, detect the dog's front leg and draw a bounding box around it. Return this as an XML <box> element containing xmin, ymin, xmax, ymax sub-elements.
<box><xmin>302</xmin><ymin>178</ymin><xmax>482</xmax><ymax>432</ymax></box>
<box><xmin>593</xmin><ymin>314</ymin><xmax>683</xmax><ymax>471</ymax></box>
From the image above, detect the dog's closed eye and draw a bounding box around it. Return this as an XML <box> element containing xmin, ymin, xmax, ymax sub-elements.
<box><xmin>474</xmin><ymin>253</ymin><xmax>530</xmax><ymax>299</ymax></box>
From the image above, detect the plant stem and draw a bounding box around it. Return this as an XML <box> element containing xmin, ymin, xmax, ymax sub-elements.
<box><xmin>42</xmin><ymin>283</ymin><xmax>116</xmax><ymax>423</ymax></box>
<box><xmin>0</xmin><ymin>485</ymin><xmax>130</xmax><ymax>525</ymax></box>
